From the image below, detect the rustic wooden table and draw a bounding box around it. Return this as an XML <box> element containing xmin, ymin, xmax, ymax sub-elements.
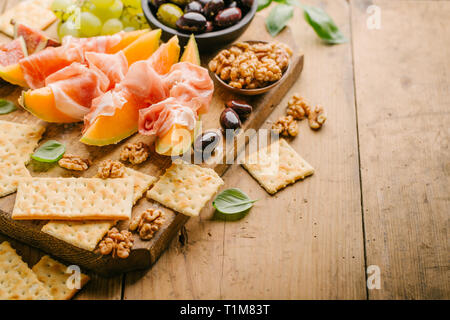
<box><xmin>0</xmin><ymin>0</ymin><xmax>448</xmax><ymax>300</ymax></box>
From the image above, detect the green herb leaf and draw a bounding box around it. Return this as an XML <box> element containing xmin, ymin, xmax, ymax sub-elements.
<box><xmin>302</xmin><ymin>5</ymin><xmax>347</xmax><ymax>44</ymax></box>
<box><xmin>31</xmin><ymin>140</ymin><xmax>66</xmax><ymax>163</ymax></box>
<box><xmin>274</xmin><ymin>0</ymin><xmax>300</xmax><ymax>6</ymax></box>
<box><xmin>265</xmin><ymin>4</ymin><xmax>294</xmax><ymax>37</ymax></box>
<box><xmin>257</xmin><ymin>0</ymin><xmax>272</xmax><ymax>11</ymax></box>
<box><xmin>0</xmin><ymin>99</ymin><xmax>17</xmax><ymax>115</ymax></box>
<box><xmin>213</xmin><ymin>188</ymin><xmax>257</xmax><ymax>219</ymax></box>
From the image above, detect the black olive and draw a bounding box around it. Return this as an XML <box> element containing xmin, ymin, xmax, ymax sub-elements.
<box><xmin>214</xmin><ymin>7</ymin><xmax>241</xmax><ymax>28</ymax></box>
<box><xmin>193</xmin><ymin>130</ymin><xmax>222</xmax><ymax>153</ymax></box>
<box><xmin>149</xmin><ymin>0</ymin><xmax>167</xmax><ymax>8</ymax></box>
<box><xmin>225</xmin><ymin>100</ymin><xmax>252</xmax><ymax>121</ymax></box>
<box><xmin>205</xmin><ymin>20</ymin><xmax>214</xmax><ymax>32</ymax></box>
<box><xmin>204</xmin><ymin>0</ymin><xmax>225</xmax><ymax>19</ymax></box>
<box><xmin>239</xmin><ymin>0</ymin><xmax>253</xmax><ymax>9</ymax></box>
<box><xmin>176</xmin><ymin>12</ymin><xmax>207</xmax><ymax>33</ymax></box>
<box><xmin>227</xmin><ymin>1</ymin><xmax>238</xmax><ymax>8</ymax></box>
<box><xmin>185</xmin><ymin>1</ymin><xmax>203</xmax><ymax>14</ymax></box>
<box><xmin>220</xmin><ymin>108</ymin><xmax>241</xmax><ymax>130</ymax></box>
<box><xmin>198</xmin><ymin>0</ymin><xmax>211</xmax><ymax>7</ymax></box>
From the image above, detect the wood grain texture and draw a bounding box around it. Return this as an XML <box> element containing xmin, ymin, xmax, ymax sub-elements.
<box><xmin>351</xmin><ymin>0</ymin><xmax>450</xmax><ymax>299</ymax></box>
<box><xmin>124</xmin><ymin>0</ymin><xmax>367</xmax><ymax>299</ymax></box>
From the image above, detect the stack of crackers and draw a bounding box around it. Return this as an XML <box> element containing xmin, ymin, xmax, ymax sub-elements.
<box><xmin>0</xmin><ymin>241</ymin><xmax>89</xmax><ymax>300</ymax></box>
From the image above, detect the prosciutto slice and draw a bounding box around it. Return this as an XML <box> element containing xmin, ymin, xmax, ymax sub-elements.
<box><xmin>61</xmin><ymin>33</ymin><xmax>123</xmax><ymax>54</ymax></box>
<box><xmin>46</xmin><ymin>63</ymin><xmax>109</xmax><ymax>120</ymax></box>
<box><xmin>138</xmin><ymin>97</ymin><xmax>196</xmax><ymax>137</ymax></box>
<box><xmin>85</xmin><ymin>51</ymin><xmax>128</xmax><ymax>91</ymax></box>
<box><xmin>84</xmin><ymin>90</ymin><xmax>129</xmax><ymax>129</ymax></box>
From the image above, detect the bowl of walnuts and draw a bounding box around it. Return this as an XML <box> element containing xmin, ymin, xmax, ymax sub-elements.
<box><xmin>208</xmin><ymin>40</ymin><xmax>293</xmax><ymax>95</ymax></box>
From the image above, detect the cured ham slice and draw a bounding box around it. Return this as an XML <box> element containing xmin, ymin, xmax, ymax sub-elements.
<box><xmin>138</xmin><ymin>97</ymin><xmax>196</xmax><ymax>137</ymax></box>
<box><xmin>62</xmin><ymin>33</ymin><xmax>123</xmax><ymax>54</ymax></box>
<box><xmin>85</xmin><ymin>51</ymin><xmax>128</xmax><ymax>91</ymax></box>
<box><xmin>46</xmin><ymin>63</ymin><xmax>109</xmax><ymax>120</ymax></box>
<box><xmin>164</xmin><ymin>62</ymin><xmax>214</xmax><ymax>115</ymax></box>
<box><xmin>83</xmin><ymin>90</ymin><xmax>129</xmax><ymax>129</ymax></box>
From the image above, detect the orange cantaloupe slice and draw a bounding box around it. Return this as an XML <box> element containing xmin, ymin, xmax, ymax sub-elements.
<box><xmin>20</xmin><ymin>87</ymin><xmax>79</xmax><ymax>123</ymax></box>
<box><xmin>155</xmin><ymin>35</ymin><xmax>201</xmax><ymax>156</ymax></box>
<box><xmin>80</xmin><ymin>36</ymin><xmax>181</xmax><ymax>146</ymax></box>
<box><xmin>107</xmin><ymin>29</ymin><xmax>149</xmax><ymax>54</ymax></box>
<box><xmin>122</xmin><ymin>29</ymin><xmax>161</xmax><ymax>66</ymax></box>
<box><xmin>0</xmin><ymin>63</ymin><xmax>27</xmax><ymax>88</ymax></box>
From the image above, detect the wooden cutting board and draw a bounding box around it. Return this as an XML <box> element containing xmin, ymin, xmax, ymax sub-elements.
<box><xmin>0</xmin><ymin>16</ymin><xmax>303</xmax><ymax>276</ymax></box>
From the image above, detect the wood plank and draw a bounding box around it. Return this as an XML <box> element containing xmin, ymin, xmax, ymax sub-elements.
<box><xmin>0</xmin><ymin>14</ymin><xmax>303</xmax><ymax>276</ymax></box>
<box><xmin>351</xmin><ymin>0</ymin><xmax>450</xmax><ymax>299</ymax></box>
<box><xmin>124</xmin><ymin>0</ymin><xmax>366</xmax><ymax>299</ymax></box>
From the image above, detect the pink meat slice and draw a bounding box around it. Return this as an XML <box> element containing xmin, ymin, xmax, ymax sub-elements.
<box><xmin>83</xmin><ymin>90</ymin><xmax>129</xmax><ymax>130</ymax></box>
<box><xmin>85</xmin><ymin>51</ymin><xmax>128</xmax><ymax>91</ymax></box>
<box><xmin>45</xmin><ymin>63</ymin><xmax>109</xmax><ymax>120</ymax></box>
<box><xmin>61</xmin><ymin>33</ymin><xmax>123</xmax><ymax>53</ymax></box>
<box><xmin>138</xmin><ymin>97</ymin><xmax>196</xmax><ymax>137</ymax></box>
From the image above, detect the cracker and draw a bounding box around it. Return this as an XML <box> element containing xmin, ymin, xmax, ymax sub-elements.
<box><xmin>41</xmin><ymin>221</ymin><xmax>115</xmax><ymax>252</ymax></box>
<box><xmin>0</xmin><ymin>120</ymin><xmax>45</xmax><ymax>163</ymax></box>
<box><xmin>242</xmin><ymin>138</ymin><xmax>314</xmax><ymax>194</ymax></box>
<box><xmin>0</xmin><ymin>1</ymin><xmax>56</xmax><ymax>37</ymax></box>
<box><xmin>147</xmin><ymin>159</ymin><xmax>224</xmax><ymax>217</ymax></box>
<box><xmin>0</xmin><ymin>241</ymin><xmax>53</xmax><ymax>300</ymax></box>
<box><xmin>12</xmin><ymin>177</ymin><xmax>134</xmax><ymax>220</ymax></box>
<box><xmin>32</xmin><ymin>255</ymin><xmax>90</xmax><ymax>300</ymax></box>
<box><xmin>94</xmin><ymin>167</ymin><xmax>157</xmax><ymax>204</ymax></box>
<box><xmin>0</xmin><ymin>156</ymin><xmax>30</xmax><ymax>197</ymax></box>
<box><xmin>31</xmin><ymin>0</ymin><xmax>54</xmax><ymax>9</ymax></box>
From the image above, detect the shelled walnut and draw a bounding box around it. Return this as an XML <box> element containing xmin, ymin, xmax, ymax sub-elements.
<box><xmin>286</xmin><ymin>94</ymin><xmax>309</xmax><ymax>120</ymax></box>
<box><xmin>120</xmin><ymin>142</ymin><xmax>149</xmax><ymax>165</ymax></box>
<box><xmin>308</xmin><ymin>105</ymin><xmax>327</xmax><ymax>130</ymax></box>
<box><xmin>209</xmin><ymin>41</ymin><xmax>292</xmax><ymax>89</ymax></box>
<box><xmin>58</xmin><ymin>154</ymin><xmax>91</xmax><ymax>171</ymax></box>
<box><xmin>98</xmin><ymin>228</ymin><xmax>134</xmax><ymax>259</ymax></box>
<box><xmin>272</xmin><ymin>115</ymin><xmax>298</xmax><ymax>137</ymax></box>
<box><xmin>129</xmin><ymin>208</ymin><xmax>165</xmax><ymax>241</ymax></box>
<box><xmin>96</xmin><ymin>160</ymin><xmax>125</xmax><ymax>178</ymax></box>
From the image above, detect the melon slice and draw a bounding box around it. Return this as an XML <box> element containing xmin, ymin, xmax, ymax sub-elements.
<box><xmin>13</xmin><ymin>22</ymin><xmax>59</xmax><ymax>54</ymax></box>
<box><xmin>155</xmin><ymin>35</ymin><xmax>201</xmax><ymax>156</ymax></box>
<box><xmin>80</xmin><ymin>36</ymin><xmax>181</xmax><ymax>146</ymax></box>
<box><xmin>107</xmin><ymin>29</ymin><xmax>149</xmax><ymax>54</ymax></box>
<box><xmin>20</xmin><ymin>87</ymin><xmax>79</xmax><ymax>123</ymax></box>
<box><xmin>123</xmin><ymin>29</ymin><xmax>161</xmax><ymax>66</ymax></box>
<box><xmin>0</xmin><ymin>36</ymin><xmax>28</xmax><ymax>87</ymax></box>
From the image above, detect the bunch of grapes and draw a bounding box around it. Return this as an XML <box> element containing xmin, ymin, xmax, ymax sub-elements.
<box><xmin>51</xmin><ymin>0</ymin><xmax>150</xmax><ymax>39</ymax></box>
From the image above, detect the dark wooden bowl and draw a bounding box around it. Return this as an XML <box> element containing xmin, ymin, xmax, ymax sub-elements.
<box><xmin>141</xmin><ymin>0</ymin><xmax>258</xmax><ymax>51</ymax></box>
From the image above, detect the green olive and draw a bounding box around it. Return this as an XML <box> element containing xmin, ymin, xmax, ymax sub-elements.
<box><xmin>157</xmin><ymin>3</ymin><xmax>184</xmax><ymax>29</ymax></box>
<box><xmin>170</xmin><ymin>0</ymin><xmax>190</xmax><ymax>6</ymax></box>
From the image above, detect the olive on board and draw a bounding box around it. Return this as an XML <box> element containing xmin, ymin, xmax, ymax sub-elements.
<box><xmin>204</xmin><ymin>0</ymin><xmax>225</xmax><ymax>19</ymax></box>
<box><xmin>170</xmin><ymin>0</ymin><xmax>190</xmax><ymax>6</ymax></box>
<box><xmin>225</xmin><ymin>100</ymin><xmax>252</xmax><ymax>121</ymax></box>
<box><xmin>220</xmin><ymin>108</ymin><xmax>241</xmax><ymax>130</ymax></box>
<box><xmin>157</xmin><ymin>3</ymin><xmax>184</xmax><ymax>29</ymax></box>
<box><xmin>185</xmin><ymin>1</ymin><xmax>203</xmax><ymax>13</ymax></box>
<box><xmin>239</xmin><ymin>0</ymin><xmax>254</xmax><ymax>9</ymax></box>
<box><xmin>193</xmin><ymin>130</ymin><xmax>222</xmax><ymax>154</ymax></box>
<box><xmin>176</xmin><ymin>12</ymin><xmax>207</xmax><ymax>32</ymax></box>
<box><xmin>214</xmin><ymin>7</ymin><xmax>242</xmax><ymax>28</ymax></box>
<box><xmin>198</xmin><ymin>0</ymin><xmax>212</xmax><ymax>7</ymax></box>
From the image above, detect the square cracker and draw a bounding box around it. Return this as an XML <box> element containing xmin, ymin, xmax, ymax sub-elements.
<box><xmin>0</xmin><ymin>241</ymin><xmax>53</xmax><ymax>300</ymax></box>
<box><xmin>242</xmin><ymin>138</ymin><xmax>314</xmax><ymax>194</ymax></box>
<box><xmin>0</xmin><ymin>156</ymin><xmax>31</xmax><ymax>197</ymax></box>
<box><xmin>12</xmin><ymin>177</ymin><xmax>134</xmax><ymax>220</ymax></box>
<box><xmin>0</xmin><ymin>1</ymin><xmax>56</xmax><ymax>37</ymax></box>
<box><xmin>41</xmin><ymin>220</ymin><xmax>115</xmax><ymax>252</ymax></box>
<box><xmin>42</xmin><ymin>168</ymin><xmax>156</xmax><ymax>251</ymax></box>
<box><xmin>32</xmin><ymin>255</ymin><xmax>90</xmax><ymax>300</ymax></box>
<box><xmin>147</xmin><ymin>159</ymin><xmax>224</xmax><ymax>217</ymax></box>
<box><xmin>0</xmin><ymin>120</ymin><xmax>45</xmax><ymax>163</ymax></box>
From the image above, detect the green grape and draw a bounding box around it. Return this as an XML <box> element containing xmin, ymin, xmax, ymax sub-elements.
<box><xmin>58</xmin><ymin>20</ymin><xmax>81</xmax><ymax>39</ymax></box>
<box><xmin>79</xmin><ymin>11</ymin><xmax>102</xmax><ymax>37</ymax></box>
<box><xmin>90</xmin><ymin>0</ymin><xmax>115</xmax><ymax>8</ymax></box>
<box><xmin>122</xmin><ymin>0</ymin><xmax>141</xmax><ymax>8</ymax></box>
<box><xmin>101</xmin><ymin>18</ymin><xmax>124</xmax><ymax>35</ymax></box>
<box><xmin>51</xmin><ymin>0</ymin><xmax>73</xmax><ymax>11</ymax></box>
<box><xmin>90</xmin><ymin>0</ymin><xmax>123</xmax><ymax>21</ymax></box>
<box><xmin>124</xmin><ymin>26</ymin><xmax>136</xmax><ymax>32</ymax></box>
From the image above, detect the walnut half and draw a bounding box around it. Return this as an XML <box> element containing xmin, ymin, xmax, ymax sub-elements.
<box><xmin>120</xmin><ymin>142</ymin><xmax>149</xmax><ymax>165</ymax></box>
<box><xmin>308</xmin><ymin>105</ymin><xmax>327</xmax><ymax>130</ymax></box>
<box><xmin>58</xmin><ymin>154</ymin><xmax>92</xmax><ymax>171</ymax></box>
<box><xmin>96</xmin><ymin>160</ymin><xmax>125</xmax><ymax>179</ymax></box>
<box><xmin>129</xmin><ymin>208</ymin><xmax>165</xmax><ymax>241</ymax></box>
<box><xmin>272</xmin><ymin>115</ymin><xmax>299</xmax><ymax>137</ymax></box>
<box><xmin>98</xmin><ymin>227</ymin><xmax>134</xmax><ymax>259</ymax></box>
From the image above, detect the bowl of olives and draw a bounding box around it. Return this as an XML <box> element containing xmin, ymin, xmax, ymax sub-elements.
<box><xmin>142</xmin><ymin>0</ymin><xmax>257</xmax><ymax>50</ymax></box>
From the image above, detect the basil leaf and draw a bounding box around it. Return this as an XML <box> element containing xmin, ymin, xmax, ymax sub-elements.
<box><xmin>265</xmin><ymin>4</ymin><xmax>294</xmax><ymax>37</ymax></box>
<box><xmin>302</xmin><ymin>5</ymin><xmax>347</xmax><ymax>44</ymax></box>
<box><xmin>213</xmin><ymin>188</ymin><xmax>257</xmax><ymax>219</ymax></box>
<box><xmin>0</xmin><ymin>99</ymin><xmax>17</xmax><ymax>115</ymax></box>
<box><xmin>31</xmin><ymin>140</ymin><xmax>66</xmax><ymax>163</ymax></box>
<box><xmin>257</xmin><ymin>0</ymin><xmax>272</xmax><ymax>11</ymax></box>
